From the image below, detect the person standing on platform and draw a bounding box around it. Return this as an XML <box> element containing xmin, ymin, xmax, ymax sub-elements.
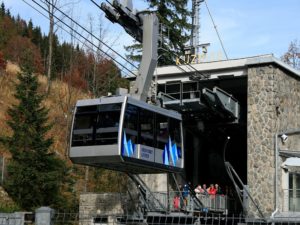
<box><xmin>207</xmin><ymin>184</ymin><xmax>216</xmax><ymax>195</ymax></box>
<box><xmin>182</xmin><ymin>183</ymin><xmax>189</xmax><ymax>208</ymax></box>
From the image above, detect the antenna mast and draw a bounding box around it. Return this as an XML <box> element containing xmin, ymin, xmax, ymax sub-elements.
<box><xmin>190</xmin><ymin>0</ymin><xmax>204</xmax><ymax>54</ymax></box>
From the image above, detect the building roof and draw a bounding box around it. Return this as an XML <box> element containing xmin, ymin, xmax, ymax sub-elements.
<box><xmin>154</xmin><ymin>54</ymin><xmax>300</xmax><ymax>82</ymax></box>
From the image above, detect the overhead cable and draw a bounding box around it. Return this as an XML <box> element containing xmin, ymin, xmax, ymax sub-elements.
<box><xmin>67</xmin><ymin>0</ymin><xmax>209</xmax><ymax>80</ymax></box>
<box><xmin>90</xmin><ymin>0</ymin><xmax>209</xmax><ymax>80</ymax></box>
<box><xmin>27</xmin><ymin>0</ymin><xmax>210</xmax><ymax>80</ymax></box>
<box><xmin>204</xmin><ymin>0</ymin><xmax>229</xmax><ymax>60</ymax></box>
<box><xmin>43</xmin><ymin>0</ymin><xmax>138</xmax><ymax>70</ymax></box>
<box><xmin>29</xmin><ymin>0</ymin><xmax>139</xmax><ymax>76</ymax></box>
<box><xmin>23</xmin><ymin>0</ymin><xmax>135</xmax><ymax>78</ymax></box>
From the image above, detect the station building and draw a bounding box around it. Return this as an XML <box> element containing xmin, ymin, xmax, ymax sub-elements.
<box><xmin>152</xmin><ymin>54</ymin><xmax>300</xmax><ymax>218</ymax></box>
<box><xmin>79</xmin><ymin>54</ymin><xmax>300</xmax><ymax>221</ymax></box>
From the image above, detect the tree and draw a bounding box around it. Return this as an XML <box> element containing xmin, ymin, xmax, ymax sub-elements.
<box><xmin>0</xmin><ymin>2</ymin><xmax>5</xmax><ymax>17</ymax></box>
<box><xmin>94</xmin><ymin>59</ymin><xmax>128</xmax><ymax>96</ymax></box>
<box><xmin>125</xmin><ymin>0</ymin><xmax>191</xmax><ymax>66</ymax></box>
<box><xmin>0</xmin><ymin>51</ymin><xmax>6</xmax><ymax>72</ymax></box>
<box><xmin>4</xmin><ymin>36</ymin><xmax>43</xmax><ymax>73</ymax></box>
<box><xmin>0</xmin><ymin>15</ymin><xmax>17</xmax><ymax>49</ymax></box>
<box><xmin>0</xmin><ymin>52</ymin><xmax>68</xmax><ymax>210</ymax></box>
<box><xmin>42</xmin><ymin>0</ymin><xmax>58</xmax><ymax>93</ymax></box>
<box><xmin>281</xmin><ymin>39</ymin><xmax>300</xmax><ymax>70</ymax></box>
<box><xmin>42</xmin><ymin>0</ymin><xmax>78</xmax><ymax>93</ymax></box>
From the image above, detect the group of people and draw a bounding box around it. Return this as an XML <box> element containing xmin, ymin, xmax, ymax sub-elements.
<box><xmin>173</xmin><ymin>183</ymin><xmax>224</xmax><ymax>210</ymax></box>
<box><xmin>194</xmin><ymin>183</ymin><xmax>222</xmax><ymax>196</ymax></box>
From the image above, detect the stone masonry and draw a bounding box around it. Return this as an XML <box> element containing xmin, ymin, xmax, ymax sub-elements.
<box><xmin>247</xmin><ymin>64</ymin><xmax>300</xmax><ymax>217</ymax></box>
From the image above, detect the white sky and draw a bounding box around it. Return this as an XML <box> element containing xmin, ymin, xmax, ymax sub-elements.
<box><xmin>2</xmin><ymin>0</ymin><xmax>300</xmax><ymax>63</ymax></box>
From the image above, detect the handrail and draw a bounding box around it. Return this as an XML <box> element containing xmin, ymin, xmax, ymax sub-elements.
<box><xmin>151</xmin><ymin>191</ymin><xmax>227</xmax><ymax>212</ymax></box>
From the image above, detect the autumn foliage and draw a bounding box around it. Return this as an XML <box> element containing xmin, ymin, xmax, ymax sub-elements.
<box><xmin>0</xmin><ymin>2</ymin><xmax>130</xmax><ymax>210</ymax></box>
<box><xmin>0</xmin><ymin>51</ymin><xmax>6</xmax><ymax>71</ymax></box>
<box><xmin>0</xmin><ymin>3</ymin><xmax>128</xmax><ymax>95</ymax></box>
<box><xmin>281</xmin><ymin>39</ymin><xmax>300</xmax><ymax>70</ymax></box>
<box><xmin>4</xmin><ymin>36</ymin><xmax>43</xmax><ymax>73</ymax></box>
<box><xmin>63</xmin><ymin>68</ymin><xmax>88</xmax><ymax>90</ymax></box>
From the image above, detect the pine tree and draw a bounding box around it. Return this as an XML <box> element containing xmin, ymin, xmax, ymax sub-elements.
<box><xmin>125</xmin><ymin>0</ymin><xmax>191</xmax><ymax>66</ymax></box>
<box><xmin>0</xmin><ymin>2</ymin><xmax>5</xmax><ymax>17</ymax></box>
<box><xmin>0</xmin><ymin>51</ymin><xmax>68</xmax><ymax>210</ymax></box>
<box><xmin>31</xmin><ymin>26</ymin><xmax>43</xmax><ymax>47</ymax></box>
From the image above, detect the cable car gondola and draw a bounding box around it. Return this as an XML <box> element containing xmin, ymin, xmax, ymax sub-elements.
<box><xmin>69</xmin><ymin>95</ymin><xmax>184</xmax><ymax>174</ymax></box>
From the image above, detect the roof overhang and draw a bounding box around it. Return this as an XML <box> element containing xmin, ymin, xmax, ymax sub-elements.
<box><xmin>152</xmin><ymin>54</ymin><xmax>300</xmax><ymax>82</ymax></box>
<box><xmin>246</xmin><ymin>55</ymin><xmax>300</xmax><ymax>78</ymax></box>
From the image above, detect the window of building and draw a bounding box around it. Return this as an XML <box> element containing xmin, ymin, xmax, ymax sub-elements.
<box><xmin>289</xmin><ymin>172</ymin><xmax>300</xmax><ymax>211</ymax></box>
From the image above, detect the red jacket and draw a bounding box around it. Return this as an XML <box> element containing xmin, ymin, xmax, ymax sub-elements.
<box><xmin>207</xmin><ymin>187</ymin><xmax>216</xmax><ymax>195</ymax></box>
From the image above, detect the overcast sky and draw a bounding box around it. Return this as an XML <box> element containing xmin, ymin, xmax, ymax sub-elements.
<box><xmin>2</xmin><ymin>0</ymin><xmax>300</xmax><ymax>62</ymax></box>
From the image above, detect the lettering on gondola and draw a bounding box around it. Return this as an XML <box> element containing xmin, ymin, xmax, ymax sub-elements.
<box><xmin>140</xmin><ymin>147</ymin><xmax>154</xmax><ymax>162</ymax></box>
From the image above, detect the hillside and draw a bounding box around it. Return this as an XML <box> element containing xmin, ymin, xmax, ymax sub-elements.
<box><xmin>0</xmin><ymin>62</ymin><xmax>128</xmax><ymax>210</ymax></box>
<box><xmin>0</xmin><ymin>62</ymin><xmax>88</xmax><ymax>208</ymax></box>
<box><xmin>0</xmin><ymin>2</ymin><xmax>130</xmax><ymax>210</ymax></box>
<box><xmin>0</xmin><ymin>61</ymin><xmax>89</xmax><ymax>157</ymax></box>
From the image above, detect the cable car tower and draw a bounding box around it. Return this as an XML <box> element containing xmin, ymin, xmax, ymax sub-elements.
<box><xmin>69</xmin><ymin>0</ymin><xmax>193</xmax><ymax>215</ymax></box>
<box><xmin>70</xmin><ymin>1</ymin><xmax>185</xmax><ymax>176</ymax></box>
<box><xmin>101</xmin><ymin>0</ymin><xmax>158</xmax><ymax>102</ymax></box>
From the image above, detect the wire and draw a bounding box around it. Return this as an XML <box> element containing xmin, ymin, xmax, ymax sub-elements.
<box><xmin>81</xmin><ymin>0</ymin><xmax>210</xmax><ymax>80</ymax></box>
<box><xmin>91</xmin><ymin>0</ymin><xmax>200</xmax><ymax>78</ymax></box>
<box><xmin>44</xmin><ymin>0</ymin><xmax>137</xmax><ymax>70</ymax></box>
<box><xmin>90</xmin><ymin>0</ymin><xmax>209</xmax><ymax>80</ymax></box>
<box><xmin>204</xmin><ymin>0</ymin><xmax>229</xmax><ymax>60</ymax></box>
<box><xmin>28</xmin><ymin>0</ymin><xmax>137</xmax><ymax>76</ymax></box>
<box><xmin>28</xmin><ymin>0</ymin><xmax>210</xmax><ymax>81</ymax></box>
<box><xmin>23</xmin><ymin>0</ymin><xmax>134</xmax><ymax>78</ymax></box>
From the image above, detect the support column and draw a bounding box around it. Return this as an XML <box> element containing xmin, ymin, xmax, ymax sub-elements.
<box><xmin>35</xmin><ymin>207</ymin><xmax>54</xmax><ymax>225</ymax></box>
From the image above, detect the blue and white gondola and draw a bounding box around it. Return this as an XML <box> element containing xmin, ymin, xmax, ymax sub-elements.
<box><xmin>69</xmin><ymin>95</ymin><xmax>184</xmax><ymax>173</ymax></box>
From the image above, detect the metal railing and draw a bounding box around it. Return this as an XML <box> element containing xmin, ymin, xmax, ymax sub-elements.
<box><xmin>5</xmin><ymin>208</ymin><xmax>300</xmax><ymax>225</ymax></box>
<box><xmin>50</xmin><ymin>212</ymin><xmax>300</xmax><ymax>225</ymax></box>
<box><xmin>160</xmin><ymin>90</ymin><xmax>201</xmax><ymax>104</ymax></box>
<box><xmin>152</xmin><ymin>191</ymin><xmax>227</xmax><ymax>213</ymax></box>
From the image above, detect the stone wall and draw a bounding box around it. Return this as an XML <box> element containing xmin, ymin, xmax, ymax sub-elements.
<box><xmin>140</xmin><ymin>174</ymin><xmax>168</xmax><ymax>192</ymax></box>
<box><xmin>247</xmin><ymin>64</ymin><xmax>300</xmax><ymax>217</ymax></box>
<box><xmin>80</xmin><ymin>193</ymin><xmax>131</xmax><ymax>216</ymax></box>
<box><xmin>79</xmin><ymin>193</ymin><xmax>139</xmax><ymax>225</ymax></box>
<box><xmin>79</xmin><ymin>174</ymin><xmax>169</xmax><ymax>221</ymax></box>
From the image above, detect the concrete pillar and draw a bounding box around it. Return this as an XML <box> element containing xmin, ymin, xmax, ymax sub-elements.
<box><xmin>141</xmin><ymin>174</ymin><xmax>168</xmax><ymax>192</ymax></box>
<box><xmin>35</xmin><ymin>207</ymin><xmax>54</xmax><ymax>225</ymax></box>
